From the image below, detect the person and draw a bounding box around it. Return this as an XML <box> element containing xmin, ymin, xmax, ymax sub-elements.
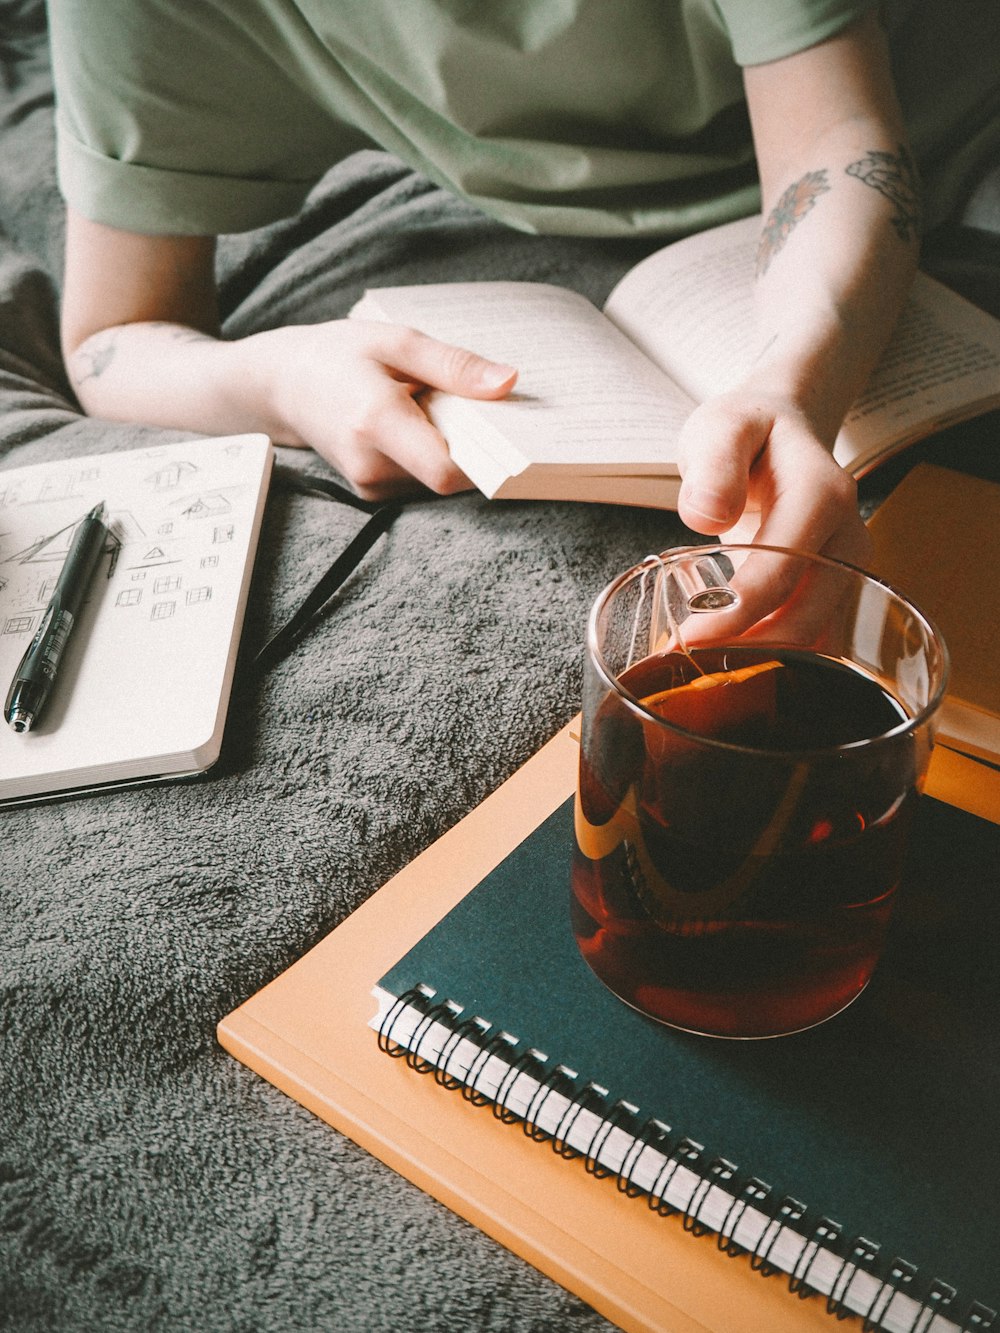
<box><xmin>48</xmin><ymin>1</ymin><xmax>925</xmax><ymax>567</ymax></box>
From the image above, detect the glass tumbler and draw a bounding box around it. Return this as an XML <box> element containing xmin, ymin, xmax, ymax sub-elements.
<box><xmin>571</xmin><ymin>544</ymin><xmax>949</xmax><ymax>1038</ymax></box>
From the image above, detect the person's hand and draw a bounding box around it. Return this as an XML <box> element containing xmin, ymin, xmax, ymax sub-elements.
<box><xmin>60</xmin><ymin>211</ymin><xmax>515</xmax><ymax>497</ymax></box>
<box><xmin>671</xmin><ymin>385</ymin><xmax>872</xmax><ymax>649</ymax></box>
<box><xmin>252</xmin><ymin>319</ymin><xmax>517</xmax><ymax>500</ymax></box>
<box><xmin>675</xmin><ymin>385</ymin><xmax>871</xmax><ymax>567</ymax></box>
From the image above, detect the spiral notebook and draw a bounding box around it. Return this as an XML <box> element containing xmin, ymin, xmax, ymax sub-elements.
<box><xmin>219</xmin><ymin>725</ymin><xmax>999</xmax><ymax>1333</ymax></box>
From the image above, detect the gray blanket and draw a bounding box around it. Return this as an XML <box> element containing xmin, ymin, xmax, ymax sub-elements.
<box><xmin>2</xmin><ymin>5</ymin><xmax>999</xmax><ymax>1331</ymax></box>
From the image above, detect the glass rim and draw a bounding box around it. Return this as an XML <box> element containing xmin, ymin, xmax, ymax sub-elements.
<box><xmin>587</xmin><ymin>543</ymin><xmax>951</xmax><ymax>759</ymax></box>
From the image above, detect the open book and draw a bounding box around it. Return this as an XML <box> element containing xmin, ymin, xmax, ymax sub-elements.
<box><xmin>0</xmin><ymin>434</ymin><xmax>273</xmax><ymax>803</ymax></box>
<box><xmin>352</xmin><ymin>215</ymin><xmax>1000</xmax><ymax>508</ymax></box>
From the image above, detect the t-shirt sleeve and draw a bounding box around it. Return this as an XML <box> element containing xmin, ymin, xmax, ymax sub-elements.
<box><xmin>714</xmin><ymin>0</ymin><xmax>873</xmax><ymax>66</ymax></box>
<box><xmin>47</xmin><ymin>0</ymin><xmax>369</xmax><ymax>235</ymax></box>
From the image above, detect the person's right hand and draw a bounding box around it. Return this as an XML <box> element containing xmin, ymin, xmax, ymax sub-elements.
<box><xmin>676</xmin><ymin>385</ymin><xmax>871</xmax><ymax>568</ymax></box>
<box><xmin>672</xmin><ymin>384</ymin><xmax>872</xmax><ymax>650</ymax></box>
<box><xmin>244</xmin><ymin>319</ymin><xmax>517</xmax><ymax>501</ymax></box>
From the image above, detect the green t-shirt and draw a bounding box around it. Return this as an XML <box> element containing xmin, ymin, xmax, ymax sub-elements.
<box><xmin>49</xmin><ymin>0</ymin><xmax>869</xmax><ymax>239</ymax></box>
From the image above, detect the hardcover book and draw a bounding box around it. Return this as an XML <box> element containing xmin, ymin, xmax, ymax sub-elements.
<box><xmin>868</xmin><ymin>462</ymin><xmax>1000</xmax><ymax>807</ymax></box>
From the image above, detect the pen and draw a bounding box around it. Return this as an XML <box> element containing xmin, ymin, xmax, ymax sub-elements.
<box><xmin>4</xmin><ymin>500</ymin><xmax>109</xmax><ymax>733</ymax></box>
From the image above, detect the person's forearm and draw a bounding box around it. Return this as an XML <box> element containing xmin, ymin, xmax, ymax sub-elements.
<box><xmin>65</xmin><ymin>321</ymin><xmax>298</xmax><ymax>443</ymax></box>
<box><xmin>676</xmin><ymin>15</ymin><xmax>918</xmax><ymax>561</ymax></box>
<box><xmin>59</xmin><ymin>209</ymin><xmax>516</xmax><ymax>499</ymax></box>
<box><xmin>64</xmin><ymin>314</ymin><xmax>517</xmax><ymax>499</ymax></box>
<box><xmin>749</xmin><ymin>127</ymin><xmax>920</xmax><ymax>443</ymax></box>
<box><xmin>743</xmin><ymin>13</ymin><xmax>921</xmax><ymax>444</ymax></box>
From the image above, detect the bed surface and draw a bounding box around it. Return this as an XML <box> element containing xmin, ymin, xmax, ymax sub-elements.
<box><xmin>2</xmin><ymin>4</ymin><xmax>998</xmax><ymax>1329</ymax></box>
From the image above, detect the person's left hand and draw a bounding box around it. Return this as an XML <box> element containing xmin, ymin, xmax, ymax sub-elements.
<box><xmin>675</xmin><ymin>385</ymin><xmax>872</xmax><ymax>568</ymax></box>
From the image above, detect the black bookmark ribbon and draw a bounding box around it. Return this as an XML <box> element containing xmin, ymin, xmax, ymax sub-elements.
<box><xmin>254</xmin><ymin>465</ymin><xmax>402</xmax><ymax>672</ymax></box>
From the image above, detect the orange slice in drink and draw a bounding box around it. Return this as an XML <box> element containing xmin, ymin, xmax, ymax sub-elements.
<box><xmin>640</xmin><ymin>659</ymin><xmax>784</xmax><ymax>747</ymax></box>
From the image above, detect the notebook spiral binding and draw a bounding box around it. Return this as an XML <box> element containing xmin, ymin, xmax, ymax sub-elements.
<box><xmin>377</xmin><ymin>986</ymin><xmax>996</xmax><ymax>1333</ymax></box>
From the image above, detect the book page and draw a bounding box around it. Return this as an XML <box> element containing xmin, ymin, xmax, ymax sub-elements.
<box><xmin>353</xmin><ymin>283</ymin><xmax>696</xmax><ymax>487</ymax></box>
<box><xmin>602</xmin><ymin>215</ymin><xmax>758</xmax><ymax>402</ymax></box>
<box><xmin>604</xmin><ymin>215</ymin><xmax>1000</xmax><ymax>476</ymax></box>
<box><xmin>836</xmin><ymin>279</ymin><xmax>1000</xmax><ymax>471</ymax></box>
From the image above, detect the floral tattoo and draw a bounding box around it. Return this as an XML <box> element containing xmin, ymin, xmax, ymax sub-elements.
<box><xmin>846</xmin><ymin>145</ymin><xmax>922</xmax><ymax>241</ymax></box>
<box><xmin>756</xmin><ymin>170</ymin><xmax>831</xmax><ymax>276</ymax></box>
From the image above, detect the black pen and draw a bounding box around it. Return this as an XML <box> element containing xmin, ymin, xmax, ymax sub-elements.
<box><xmin>4</xmin><ymin>500</ymin><xmax>109</xmax><ymax>733</ymax></box>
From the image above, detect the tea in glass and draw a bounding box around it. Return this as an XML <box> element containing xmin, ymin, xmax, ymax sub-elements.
<box><xmin>572</xmin><ymin>546</ymin><xmax>948</xmax><ymax>1038</ymax></box>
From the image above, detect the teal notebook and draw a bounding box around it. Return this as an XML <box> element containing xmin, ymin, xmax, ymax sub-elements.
<box><xmin>372</xmin><ymin>796</ymin><xmax>999</xmax><ymax>1333</ymax></box>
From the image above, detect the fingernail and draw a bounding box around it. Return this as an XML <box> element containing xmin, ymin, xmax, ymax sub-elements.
<box><xmin>479</xmin><ymin>363</ymin><xmax>517</xmax><ymax>390</ymax></box>
<box><xmin>682</xmin><ymin>489</ymin><xmax>730</xmax><ymax>526</ymax></box>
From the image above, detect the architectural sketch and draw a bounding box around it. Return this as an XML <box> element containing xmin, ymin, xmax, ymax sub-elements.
<box><xmin>126</xmin><ymin>543</ymin><xmax>181</xmax><ymax>572</ymax></box>
<box><xmin>181</xmin><ymin>491</ymin><xmax>233</xmax><ymax>519</ymax></box>
<box><xmin>107</xmin><ymin>512</ymin><xmax>145</xmax><ymax>544</ymax></box>
<box><xmin>38</xmin><ymin>472</ymin><xmax>91</xmax><ymax>505</ymax></box>
<box><xmin>3</xmin><ymin>515</ymin><xmax>121</xmax><ymax>574</ymax></box>
<box><xmin>2</xmin><ymin>517</ymin><xmax>84</xmax><ymax>566</ymax></box>
<box><xmin>0</xmin><ymin>440</ymin><xmax>264</xmax><ymax>678</ymax></box>
<box><xmin>147</xmin><ymin>461</ymin><xmax>198</xmax><ymax>491</ymax></box>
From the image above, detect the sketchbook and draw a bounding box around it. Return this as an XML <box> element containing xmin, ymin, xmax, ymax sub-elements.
<box><xmin>219</xmin><ymin>724</ymin><xmax>999</xmax><ymax>1333</ymax></box>
<box><xmin>351</xmin><ymin>214</ymin><xmax>1000</xmax><ymax>508</ymax></box>
<box><xmin>0</xmin><ymin>433</ymin><xmax>273</xmax><ymax>803</ymax></box>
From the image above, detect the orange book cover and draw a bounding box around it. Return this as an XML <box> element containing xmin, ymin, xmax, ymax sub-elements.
<box><xmin>867</xmin><ymin>462</ymin><xmax>1000</xmax><ymax>822</ymax></box>
<box><xmin>218</xmin><ymin>717</ymin><xmax>1000</xmax><ymax>1332</ymax></box>
<box><xmin>219</xmin><ymin>724</ymin><xmax>843</xmax><ymax>1333</ymax></box>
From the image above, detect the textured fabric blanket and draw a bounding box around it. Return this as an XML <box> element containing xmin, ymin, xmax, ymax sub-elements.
<box><xmin>2</xmin><ymin>4</ymin><xmax>999</xmax><ymax>1330</ymax></box>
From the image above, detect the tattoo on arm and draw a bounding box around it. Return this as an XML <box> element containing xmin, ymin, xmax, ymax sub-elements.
<box><xmin>71</xmin><ymin>332</ymin><xmax>118</xmax><ymax>388</ymax></box>
<box><xmin>845</xmin><ymin>145</ymin><xmax>921</xmax><ymax>241</ymax></box>
<box><xmin>756</xmin><ymin>170</ymin><xmax>831</xmax><ymax>276</ymax></box>
<box><xmin>70</xmin><ymin>323</ymin><xmax>213</xmax><ymax>391</ymax></box>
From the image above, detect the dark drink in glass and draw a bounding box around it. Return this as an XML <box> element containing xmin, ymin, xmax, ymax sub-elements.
<box><xmin>573</xmin><ymin>547</ymin><xmax>948</xmax><ymax>1038</ymax></box>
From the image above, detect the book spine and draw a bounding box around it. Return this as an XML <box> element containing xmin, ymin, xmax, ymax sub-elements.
<box><xmin>377</xmin><ymin>985</ymin><xmax>995</xmax><ymax>1333</ymax></box>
